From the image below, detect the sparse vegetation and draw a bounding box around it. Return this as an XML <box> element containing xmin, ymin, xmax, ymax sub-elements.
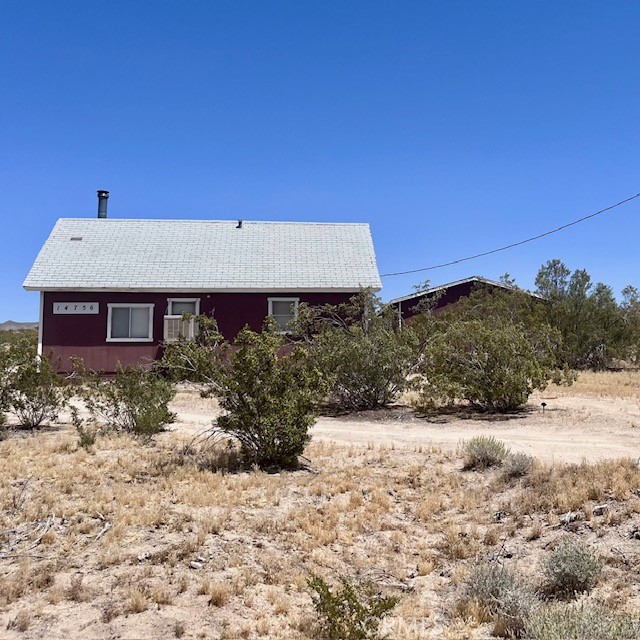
<box><xmin>461</xmin><ymin>435</ymin><xmax>510</xmax><ymax>470</ymax></box>
<box><xmin>73</xmin><ymin>361</ymin><xmax>176</xmax><ymax>439</ymax></box>
<box><xmin>308</xmin><ymin>574</ymin><xmax>398</xmax><ymax>640</ymax></box>
<box><xmin>503</xmin><ymin>452</ymin><xmax>535</xmax><ymax>479</ymax></box>
<box><xmin>1</xmin><ymin>377</ymin><xmax>640</xmax><ymax>638</ymax></box>
<box><xmin>456</xmin><ymin>563</ymin><xmax>537</xmax><ymax>638</ymax></box>
<box><xmin>2</xmin><ymin>334</ymin><xmax>70</xmax><ymax>429</ymax></box>
<box><xmin>541</xmin><ymin>538</ymin><xmax>602</xmax><ymax>599</ymax></box>
<box><xmin>526</xmin><ymin>602</ymin><xmax>640</xmax><ymax>639</ymax></box>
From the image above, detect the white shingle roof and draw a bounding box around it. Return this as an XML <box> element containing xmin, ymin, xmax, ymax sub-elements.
<box><xmin>23</xmin><ymin>218</ymin><xmax>381</xmax><ymax>292</ymax></box>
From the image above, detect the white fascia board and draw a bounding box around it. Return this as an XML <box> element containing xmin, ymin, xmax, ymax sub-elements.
<box><xmin>24</xmin><ymin>286</ymin><xmax>381</xmax><ymax>294</ymax></box>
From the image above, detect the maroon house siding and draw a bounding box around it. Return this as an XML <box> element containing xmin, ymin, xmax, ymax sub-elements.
<box><xmin>43</xmin><ymin>290</ymin><xmax>354</xmax><ymax>372</ymax></box>
<box><xmin>391</xmin><ymin>281</ymin><xmax>497</xmax><ymax>322</ymax></box>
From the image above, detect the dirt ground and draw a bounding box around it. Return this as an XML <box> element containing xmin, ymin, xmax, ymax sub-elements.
<box><xmin>1</xmin><ymin>371</ymin><xmax>640</xmax><ymax>639</ymax></box>
<box><xmin>171</xmin><ymin>371</ymin><xmax>640</xmax><ymax>464</ymax></box>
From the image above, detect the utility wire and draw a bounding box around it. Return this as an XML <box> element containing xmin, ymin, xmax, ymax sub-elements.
<box><xmin>381</xmin><ymin>191</ymin><xmax>640</xmax><ymax>277</ymax></box>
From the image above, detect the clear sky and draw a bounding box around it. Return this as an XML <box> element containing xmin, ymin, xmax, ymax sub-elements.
<box><xmin>2</xmin><ymin>1</ymin><xmax>639</xmax><ymax>321</ymax></box>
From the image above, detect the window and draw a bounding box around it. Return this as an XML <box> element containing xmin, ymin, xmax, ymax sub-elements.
<box><xmin>107</xmin><ymin>304</ymin><xmax>154</xmax><ymax>342</ymax></box>
<box><xmin>167</xmin><ymin>298</ymin><xmax>200</xmax><ymax>316</ymax></box>
<box><xmin>164</xmin><ymin>299</ymin><xmax>200</xmax><ymax>342</ymax></box>
<box><xmin>267</xmin><ymin>298</ymin><xmax>299</xmax><ymax>333</ymax></box>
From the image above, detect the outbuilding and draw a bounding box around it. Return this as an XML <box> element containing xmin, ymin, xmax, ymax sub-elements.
<box><xmin>388</xmin><ymin>276</ymin><xmax>541</xmax><ymax>324</ymax></box>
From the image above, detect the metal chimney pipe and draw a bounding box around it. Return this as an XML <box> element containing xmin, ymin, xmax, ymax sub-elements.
<box><xmin>97</xmin><ymin>190</ymin><xmax>109</xmax><ymax>218</ymax></box>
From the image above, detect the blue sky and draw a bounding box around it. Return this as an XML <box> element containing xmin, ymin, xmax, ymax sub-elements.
<box><xmin>2</xmin><ymin>1</ymin><xmax>639</xmax><ymax>320</ymax></box>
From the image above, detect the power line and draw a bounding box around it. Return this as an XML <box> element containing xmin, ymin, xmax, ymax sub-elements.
<box><xmin>381</xmin><ymin>191</ymin><xmax>640</xmax><ymax>278</ymax></box>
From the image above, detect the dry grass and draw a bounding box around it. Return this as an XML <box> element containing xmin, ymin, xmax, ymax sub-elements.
<box><xmin>510</xmin><ymin>458</ymin><xmax>640</xmax><ymax>516</ymax></box>
<box><xmin>546</xmin><ymin>369</ymin><xmax>640</xmax><ymax>399</ymax></box>
<box><xmin>1</xmin><ymin>414</ymin><xmax>640</xmax><ymax>638</ymax></box>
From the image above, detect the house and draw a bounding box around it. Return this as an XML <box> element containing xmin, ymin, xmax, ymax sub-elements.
<box><xmin>387</xmin><ymin>276</ymin><xmax>541</xmax><ymax>324</ymax></box>
<box><xmin>24</xmin><ymin>192</ymin><xmax>381</xmax><ymax>372</ymax></box>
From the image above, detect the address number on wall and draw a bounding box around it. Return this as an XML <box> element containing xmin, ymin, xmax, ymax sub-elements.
<box><xmin>53</xmin><ymin>302</ymin><xmax>99</xmax><ymax>315</ymax></box>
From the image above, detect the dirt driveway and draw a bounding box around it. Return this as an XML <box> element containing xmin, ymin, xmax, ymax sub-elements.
<box><xmin>170</xmin><ymin>384</ymin><xmax>640</xmax><ymax>464</ymax></box>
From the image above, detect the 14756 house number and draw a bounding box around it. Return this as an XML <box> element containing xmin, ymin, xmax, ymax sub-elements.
<box><xmin>53</xmin><ymin>302</ymin><xmax>99</xmax><ymax>315</ymax></box>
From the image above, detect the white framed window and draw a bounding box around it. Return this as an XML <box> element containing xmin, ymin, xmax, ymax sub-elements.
<box><xmin>167</xmin><ymin>298</ymin><xmax>200</xmax><ymax>316</ymax></box>
<box><xmin>267</xmin><ymin>297</ymin><xmax>299</xmax><ymax>333</ymax></box>
<box><xmin>107</xmin><ymin>303</ymin><xmax>154</xmax><ymax>342</ymax></box>
<box><xmin>164</xmin><ymin>299</ymin><xmax>200</xmax><ymax>342</ymax></box>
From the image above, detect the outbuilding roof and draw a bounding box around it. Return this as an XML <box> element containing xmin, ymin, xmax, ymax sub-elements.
<box><xmin>387</xmin><ymin>276</ymin><xmax>542</xmax><ymax>305</ymax></box>
<box><xmin>24</xmin><ymin>218</ymin><xmax>381</xmax><ymax>292</ymax></box>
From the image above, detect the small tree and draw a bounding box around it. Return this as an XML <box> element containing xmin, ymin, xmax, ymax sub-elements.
<box><xmin>214</xmin><ymin>326</ymin><xmax>327</xmax><ymax>469</ymax></box>
<box><xmin>75</xmin><ymin>361</ymin><xmax>176</xmax><ymax>440</ymax></box>
<box><xmin>3</xmin><ymin>335</ymin><xmax>69</xmax><ymax>429</ymax></box>
<box><xmin>298</xmin><ymin>290</ymin><xmax>419</xmax><ymax>411</ymax></box>
<box><xmin>535</xmin><ymin>259</ymin><xmax>627</xmax><ymax>370</ymax></box>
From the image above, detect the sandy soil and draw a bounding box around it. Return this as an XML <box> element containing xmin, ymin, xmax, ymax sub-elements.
<box><xmin>2</xmin><ymin>373</ymin><xmax>640</xmax><ymax>639</ymax></box>
<box><xmin>169</xmin><ymin>387</ymin><xmax>640</xmax><ymax>464</ymax></box>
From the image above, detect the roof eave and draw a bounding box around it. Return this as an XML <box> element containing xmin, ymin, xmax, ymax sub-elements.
<box><xmin>24</xmin><ymin>285</ymin><xmax>382</xmax><ymax>294</ymax></box>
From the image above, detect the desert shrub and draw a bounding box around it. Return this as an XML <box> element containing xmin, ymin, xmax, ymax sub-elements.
<box><xmin>504</xmin><ymin>452</ymin><xmax>535</xmax><ymax>479</ymax></box>
<box><xmin>418</xmin><ymin>319</ymin><xmax>569</xmax><ymax>413</ymax></box>
<box><xmin>3</xmin><ymin>336</ymin><xmax>70</xmax><ymax>428</ymax></box>
<box><xmin>461</xmin><ymin>436</ymin><xmax>510</xmax><ymax>470</ymax></box>
<box><xmin>74</xmin><ymin>361</ymin><xmax>176</xmax><ymax>439</ymax></box>
<box><xmin>541</xmin><ymin>538</ymin><xmax>602</xmax><ymax>599</ymax></box>
<box><xmin>213</xmin><ymin>327</ymin><xmax>327</xmax><ymax>469</ymax></box>
<box><xmin>525</xmin><ymin>602</ymin><xmax>640</xmax><ymax>639</ymax></box>
<box><xmin>0</xmin><ymin>346</ymin><xmax>11</xmax><ymax>426</ymax></box>
<box><xmin>456</xmin><ymin>563</ymin><xmax>537</xmax><ymax>638</ymax></box>
<box><xmin>308</xmin><ymin>574</ymin><xmax>398</xmax><ymax>640</ymax></box>
<box><xmin>159</xmin><ymin>314</ymin><xmax>225</xmax><ymax>385</ymax></box>
<box><xmin>298</xmin><ymin>290</ymin><xmax>419</xmax><ymax>411</ymax></box>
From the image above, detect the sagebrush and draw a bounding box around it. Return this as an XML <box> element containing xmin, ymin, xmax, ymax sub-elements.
<box><xmin>541</xmin><ymin>538</ymin><xmax>602</xmax><ymax>599</ymax></box>
<box><xmin>456</xmin><ymin>563</ymin><xmax>536</xmax><ymax>638</ymax></box>
<box><xmin>461</xmin><ymin>436</ymin><xmax>510</xmax><ymax>470</ymax></box>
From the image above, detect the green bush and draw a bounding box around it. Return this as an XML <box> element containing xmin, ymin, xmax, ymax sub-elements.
<box><xmin>299</xmin><ymin>291</ymin><xmax>418</xmax><ymax>411</ymax></box>
<box><xmin>457</xmin><ymin>563</ymin><xmax>537</xmax><ymax>638</ymax></box>
<box><xmin>418</xmin><ymin>319</ymin><xmax>567</xmax><ymax>413</ymax></box>
<box><xmin>461</xmin><ymin>436</ymin><xmax>510</xmax><ymax>470</ymax></box>
<box><xmin>541</xmin><ymin>538</ymin><xmax>602</xmax><ymax>599</ymax></box>
<box><xmin>214</xmin><ymin>327</ymin><xmax>327</xmax><ymax>469</ymax></box>
<box><xmin>2</xmin><ymin>335</ymin><xmax>70</xmax><ymax>429</ymax></box>
<box><xmin>308</xmin><ymin>574</ymin><xmax>398</xmax><ymax>640</ymax></box>
<box><xmin>75</xmin><ymin>361</ymin><xmax>176</xmax><ymax>440</ymax></box>
<box><xmin>526</xmin><ymin>602</ymin><xmax>640</xmax><ymax>639</ymax></box>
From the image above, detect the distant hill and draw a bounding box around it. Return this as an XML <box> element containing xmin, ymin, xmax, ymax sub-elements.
<box><xmin>0</xmin><ymin>321</ymin><xmax>38</xmax><ymax>332</ymax></box>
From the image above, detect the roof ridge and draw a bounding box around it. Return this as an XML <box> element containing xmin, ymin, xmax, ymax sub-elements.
<box><xmin>56</xmin><ymin>218</ymin><xmax>371</xmax><ymax>226</ymax></box>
